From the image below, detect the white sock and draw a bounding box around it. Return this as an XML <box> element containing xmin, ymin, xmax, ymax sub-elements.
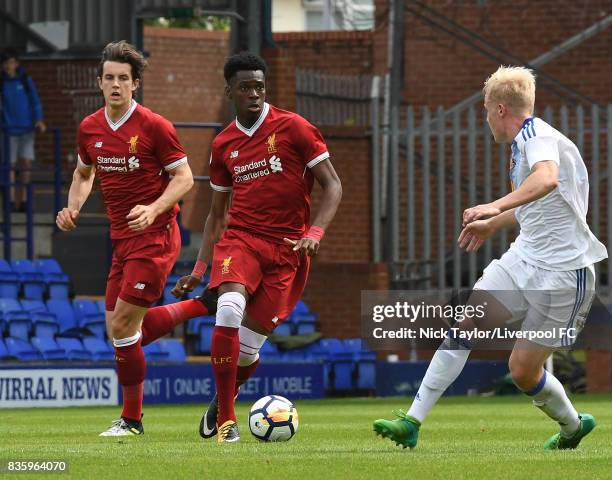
<box><xmin>407</xmin><ymin>341</ymin><xmax>471</xmax><ymax>423</ymax></box>
<box><xmin>527</xmin><ymin>370</ymin><xmax>580</xmax><ymax>438</ymax></box>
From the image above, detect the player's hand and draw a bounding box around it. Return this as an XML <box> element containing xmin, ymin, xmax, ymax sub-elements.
<box><xmin>35</xmin><ymin>120</ymin><xmax>47</xmax><ymax>134</ymax></box>
<box><xmin>171</xmin><ymin>275</ymin><xmax>201</xmax><ymax>298</ymax></box>
<box><xmin>56</xmin><ymin>208</ymin><xmax>80</xmax><ymax>231</ymax></box>
<box><xmin>283</xmin><ymin>237</ymin><xmax>320</xmax><ymax>257</ymax></box>
<box><xmin>126</xmin><ymin>204</ymin><xmax>159</xmax><ymax>231</ymax></box>
<box><xmin>458</xmin><ymin>219</ymin><xmax>495</xmax><ymax>252</ymax></box>
<box><xmin>462</xmin><ymin>203</ymin><xmax>501</xmax><ymax>226</ymax></box>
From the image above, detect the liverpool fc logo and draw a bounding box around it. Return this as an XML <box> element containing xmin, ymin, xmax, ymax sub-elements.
<box><xmin>127</xmin><ymin>136</ymin><xmax>139</xmax><ymax>154</ymax></box>
<box><xmin>266</xmin><ymin>133</ymin><xmax>277</xmax><ymax>154</ymax></box>
<box><xmin>221</xmin><ymin>256</ymin><xmax>232</xmax><ymax>274</ymax></box>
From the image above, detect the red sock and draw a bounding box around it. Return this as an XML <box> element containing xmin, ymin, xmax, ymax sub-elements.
<box><xmin>211</xmin><ymin>326</ymin><xmax>240</xmax><ymax>424</ymax></box>
<box><xmin>122</xmin><ymin>383</ymin><xmax>144</xmax><ymax>422</ymax></box>
<box><xmin>235</xmin><ymin>359</ymin><xmax>260</xmax><ymax>396</ymax></box>
<box><xmin>141</xmin><ymin>299</ymin><xmax>210</xmax><ymax>346</ymax></box>
<box><xmin>114</xmin><ymin>338</ymin><xmax>146</xmax><ymax>422</ymax></box>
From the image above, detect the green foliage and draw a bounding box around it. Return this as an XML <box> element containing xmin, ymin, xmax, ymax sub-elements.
<box><xmin>144</xmin><ymin>15</ymin><xmax>230</xmax><ymax>31</ymax></box>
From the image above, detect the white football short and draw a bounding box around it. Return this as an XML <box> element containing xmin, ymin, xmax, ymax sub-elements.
<box><xmin>474</xmin><ymin>249</ymin><xmax>595</xmax><ymax>348</ymax></box>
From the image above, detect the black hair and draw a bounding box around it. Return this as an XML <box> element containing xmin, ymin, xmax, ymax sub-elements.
<box><xmin>223</xmin><ymin>52</ymin><xmax>267</xmax><ymax>83</ymax></box>
<box><xmin>98</xmin><ymin>40</ymin><xmax>147</xmax><ymax>80</ymax></box>
<box><xmin>1</xmin><ymin>48</ymin><xmax>19</xmax><ymax>62</ymax></box>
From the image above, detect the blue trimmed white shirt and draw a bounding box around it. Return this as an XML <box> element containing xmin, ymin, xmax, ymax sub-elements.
<box><xmin>509</xmin><ymin>117</ymin><xmax>607</xmax><ymax>270</ymax></box>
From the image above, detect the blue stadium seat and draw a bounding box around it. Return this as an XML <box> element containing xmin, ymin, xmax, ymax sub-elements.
<box><xmin>197</xmin><ymin>323</ymin><xmax>215</xmax><ymax>354</ymax></box>
<box><xmin>5</xmin><ymin>337</ymin><xmax>43</xmax><ymax>361</ymax></box>
<box><xmin>290</xmin><ymin>300</ymin><xmax>318</xmax><ymax>335</ymax></box>
<box><xmin>344</xmin><ymin>339</ymin><xmax>377</xmax><ymax>390</ymax></box>
<box><xmin>82</xmin><ymin>337</ymin><xmax>114</xmax><ymax>361</ymax></box>
<box><xmin>46</xmin><ymin>300</ymin><xmax>79</xmax><ymax>333</ymax></box>
<box><xmin>321</xmin><ymin>338</ymin><xmax>355</xmax><ymax>391</ymax></box>
<box><xmin>73</xmin><ymin>299</ymin><xmax>105</xmax><ymax>333</ymax></box>
<box><xmin>158</xmin><ymin>338</ymin><xmax>187</xmax><ymax>362</ymax></box>
<box><xmin>0</xmin><ymin>298</ymin><xmax>31</xmax><ymax>340</ymax></box>
<box><xmin>96</xmin><ymin>299</ymin><xmax>107</xmax><ymax>313</ymax></box>
<box><xmin>259</xmin><ymin>341</ymin><xmax>282</xmax><ymax>362</ymax></box>
<box><xmin>21</xmin><ymin>299</ymin><xmax>59</xmax><ymax>338</ymax></box>
<box><xmin>162</xmin><ymin>285</ymin><xmax>180</xmax><ymax>304</ymax></box>
<box><xmin>273</xmin><ymin>322</ymin><xmax>293</xmax><ymax>336</ymax></box>
<box><xmin>56</xmin><ymin>337</ymin><xmax>91</xmax><ymax>361</ymax></box>
<box><xmin>143</xmin><ymin>342</ymin><xmax>170</xmax><ymax>361</ymax></box>
<box><xmin>31</xmin><ymin>336</ymin><xmax>66</xmax><ymax>361</ymax></box>
<box><xmin>187</xmin><ymin>316</ymin><xmax>215</xmax><ymax>335</ymax></box>
<box><xmin>0</xmin><ymin>338</ymin><xmax>12</xmax><ymax>359</ymax></box>
<box><xmin>0</xmin><ymin>259</ymin><xmax>20</xmax><ymax>298</ymax></box>
<box><xmin>34</xmin><ymin>259</ymin><xmax>70</xmax><ymax>300</ymax></box>
<box><xmin>10</xmin><ymin>259</ymin><xmax>46</xmax><ymax>300</ymax></box>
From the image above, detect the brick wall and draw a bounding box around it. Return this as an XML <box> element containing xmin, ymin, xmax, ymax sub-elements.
<box><xmin>373</xmin><ymin>0</ymin><xmax>612</xmax><ymax>107</ymax></box>
<box><xmin>143</xmin><ymin>27</ymin><xmax>231</xmax><ymax>232</ymax></box>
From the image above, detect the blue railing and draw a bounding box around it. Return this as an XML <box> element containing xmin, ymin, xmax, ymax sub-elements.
<box><xmin>0</xmin><ymin>121</ymin><xmax>220</xmax><ymax>261</ymax></box>
<box><xmin>0</xmin><ymin>127</ymin><xmax>63</xmax><ymax>260</ymax></box>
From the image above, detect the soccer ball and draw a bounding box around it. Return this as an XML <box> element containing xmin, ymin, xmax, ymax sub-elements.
<box><xmin>248</xmin><ymin>395</ymin><xmax>299</xmax><ymax>442</ymax></box>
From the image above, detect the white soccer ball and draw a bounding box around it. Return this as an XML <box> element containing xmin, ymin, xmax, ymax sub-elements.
<box><xmin>248</xmin><ymin>395</ymin><xmax>299</xmax><ymax>442</ymax></box>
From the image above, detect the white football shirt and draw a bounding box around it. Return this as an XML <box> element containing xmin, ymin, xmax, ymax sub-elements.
<box><xmin>508</xmin><ymin>116</ymin><xmax>607</xmax><ymax>270</ymax></box>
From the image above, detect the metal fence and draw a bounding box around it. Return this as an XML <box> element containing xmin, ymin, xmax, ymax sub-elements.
<box><xmin>295</xmin><ymin>68</ymin><xmax>374</xmax><ymax>127</ymax></box>
<box><xmin>376</xmin><ymin>104</ymin><xmax>612</xmax><ymax>289</ymax></box>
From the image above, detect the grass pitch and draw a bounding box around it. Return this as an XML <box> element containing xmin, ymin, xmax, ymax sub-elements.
<box><xmin>1</xmin><ymin>394</ymin><xmax>611</xmax><ymax>480</ymax></box>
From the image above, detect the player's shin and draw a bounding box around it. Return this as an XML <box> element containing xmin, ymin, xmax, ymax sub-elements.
<box><xmin>141</xmin><ymin>293</ymin><xmax>216</xmax><ymax>346</ymax></box>
<box><xmin>211</xmin><ymin>292</ymin><xmax>246</xmax><ymax>425</ymax></box>
<box><xmin>523</xmin><ymin>370</ymin><xmax>580</xmax><ymax>437</ymax></box>
<box><xmin>236</xmin><ymin>326</ymin><xmax>267</xmax><ymax>395</ymax></box>
<box><xmin>113</xmin><ymin>331</ymin><xmax>146</xmax><ymax>423</ymax></box>
<box><xmin>407</xmin><ymin>334</ymin><xmax>472</xmax><ymax>423</ymax></box>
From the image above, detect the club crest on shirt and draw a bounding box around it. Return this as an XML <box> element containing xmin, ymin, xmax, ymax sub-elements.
<box><xmin>221</xmin><ymin>256</ymin><xmax>232</xmax><ymax>274</ymax></box>
<box><xmin>266</xmin><ymin>133</ymin><xmax>277</xmax><ymax>154</ymax></box>
<box><xmin>127</xmin><ymin>135</ymin><xmax>139</xmax><ymax>154</ymax></box>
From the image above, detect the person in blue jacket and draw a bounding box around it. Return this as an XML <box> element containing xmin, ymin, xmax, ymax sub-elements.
<box><xmin>1</xmin><ymin>48</ymin><xmax>46</xmax><ymax>212</ymax></box>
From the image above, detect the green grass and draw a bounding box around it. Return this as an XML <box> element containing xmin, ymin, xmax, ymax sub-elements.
<box><xmin>1</xmin><ymin>395</ymin><xmax>611</xmax><ymax>479</ymax></box>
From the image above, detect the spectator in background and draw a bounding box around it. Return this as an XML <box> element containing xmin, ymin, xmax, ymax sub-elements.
<box><xmin>0</xmin><ymin>48</ymin><xmax>46</xmax><ymax>212</ymax></box>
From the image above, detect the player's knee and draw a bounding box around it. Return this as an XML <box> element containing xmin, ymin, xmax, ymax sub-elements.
<box><xmin>216</xmin><ymin>292</ymin><xmax>247</xmax><ymax>328</ymax></box>
<box><xmin>508</xmin><ymin>360</ymin><xmax>539</xmax><ymax>391</ymax></box>
<box><xmin>110</xmin><ymin>310</ymin><xmax>138</xmax><ymax>339</ymax></box>
<box><xmin>238</xmin><ymin>325</ymin><xmax>267</xmax><ymax>366</ymax></box>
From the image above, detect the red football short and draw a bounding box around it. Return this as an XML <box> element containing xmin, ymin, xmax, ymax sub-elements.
<box><xmin>208</xmin><ymin>228</ymin><xmax>310</xmax><ymax>333</ymax></box>
<box><xmin>105</xmin><ymin>220</ymin><xmax>181</xmax><ymax>311</ymax></box>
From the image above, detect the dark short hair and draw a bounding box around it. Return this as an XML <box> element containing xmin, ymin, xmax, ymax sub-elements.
<box><xmin>98</xmin><ymin>41</ymin><xmax>147</xmax><ymax>80</ymax></box>
<box><xmin>1</xmin><ymin>48</ymin><xmax>19</xmax><ymax>63</ymax></box>
<box><xmin>223</xmin><ymin>52</ymin><xmax>267</xmax><ymax>83</ymax></box>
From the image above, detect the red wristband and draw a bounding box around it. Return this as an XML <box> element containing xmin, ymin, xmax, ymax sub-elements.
<box><xmin>305</xmin><ymin>225</ymin><xmax>325</xmax><ymax>242</ymax></box>
<box><xmin>191</xmin><ymin>260</ymin><xmax>207</xmax><ymax>279</ymax></box>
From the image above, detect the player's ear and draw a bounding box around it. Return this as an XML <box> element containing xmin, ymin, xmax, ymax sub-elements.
<box><xmin>97</xmin><ymin>76</ymin><xmax>103</xmax><ymax>91</ymax></box>
<box><xmin>132</xmin><ymin>78</ymin><xmax>140</xmax><ymax>91</ymax></box>
<box><xmin>224</xmin><ymin>84</ymin><xmax>232</xmax><ymax>100</ymax></box>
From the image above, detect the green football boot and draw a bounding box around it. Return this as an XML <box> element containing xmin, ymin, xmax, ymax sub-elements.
<box><xmin>373</xmin><ymin>410</ymin><xmax>420</xmax><ymax>449</ymax></box>
<box><xmin>544</xmin><ymin>413</ymin><xmax>596</xmax><ymax>450</ymax></box>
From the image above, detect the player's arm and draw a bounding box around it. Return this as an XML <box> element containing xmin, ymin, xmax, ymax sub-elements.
<box><xmin>127</xmin><ymin>162</ymin><xmax>194</xmax><ymax>232</ymax></box>
<box><xmin>56</xmin><ymin>162</ymin><xmax>95</xmax><ymax>232</ymax></box>
<box><xmin>458</xmin><ymin>208</ymin><xmax>518</xmax><ymax>252</ymax></box>
<box><xmin>171</xmin><ymin>190</ymin><xmax>231</xmax><ymax>296</ymax></box>
<box><xmin>284</xmin><ymin>159</ymin><xmax>342</xmax><ymax>257</ymax></box>
<box><xmin>462</xmin><ymin>160</ymin><xmax>558</xmax><ymax>225</ymax></box>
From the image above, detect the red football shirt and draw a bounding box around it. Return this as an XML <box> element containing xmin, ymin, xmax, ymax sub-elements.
<box><xmin>209</xmin><ymin>103</ymin><xmax>329</xmax><ymax>242</ymax></box>
<box><xmin>77</xmin><ymin>101</ymin><xmax>187</xmax><ymax>239</ymax></box>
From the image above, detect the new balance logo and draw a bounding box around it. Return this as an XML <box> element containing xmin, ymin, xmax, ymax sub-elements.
<box><xmin>230</xmin><ymin>150</ymin><xmax>239</xmax><ymax>159</ymax></box>
<box><xmin>95</xmin><ymin>141</ymin><xmax>103</xmax><ymax>148</ymax></box>
<box><xmin>271</xmin><ymin>316</ymin><xmax>279</xmax><ymax>325</ymax></box>
<box><xmin>128</xmin><ymin>156</ymin><xmax>140</xmax><ymax>171</ymax></box>
<box><xmin>269</xmin><ymin>155</ymin><xmax>283</xmax><ymax>173</ymax></box>
<box><xmin>134</xmin><ymin>283</ymin><xmax>145</xmax><ymax>290</ymax></box>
